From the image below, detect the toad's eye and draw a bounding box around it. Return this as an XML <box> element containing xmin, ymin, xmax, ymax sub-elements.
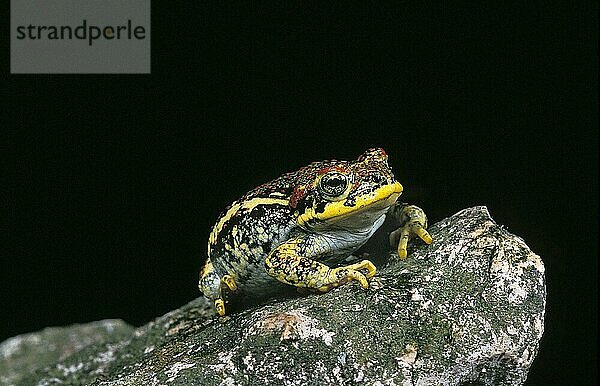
<box><xmin>319</xmin><ymin>172</ymin><xmax>350</xmax><ymax>199</ymax></box>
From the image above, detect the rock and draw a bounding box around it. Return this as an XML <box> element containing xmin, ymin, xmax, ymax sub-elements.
<box><xmin>0</xmin><ymin>207</ymin><xmax>546</xmax><ymax>386</ymax></box>
<box><xmin>0</xmin><ymin>320</ymin><xmax>133</xmax><ymax>386</ymax></box>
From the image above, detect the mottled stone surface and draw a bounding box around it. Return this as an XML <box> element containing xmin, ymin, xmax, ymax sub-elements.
<box><xmin>0</xmin><ymin>320</ymin><xmax>133</xmax><ymax>386</ymax></box>
<box><xmin>0</xmin><ymin>207</ymin><xmax>546</xmax><ymax>386</ymax></box>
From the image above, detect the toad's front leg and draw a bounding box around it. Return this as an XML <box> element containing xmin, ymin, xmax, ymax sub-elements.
<box><xmin>265</xmin><ymin>237</ymin><xmax>376</xmax><ymax>292</ymax></box>
<box><xmin>388</xmin><ymin>203</ymin><xmax>433</xmax><ymax>259</ymax></box>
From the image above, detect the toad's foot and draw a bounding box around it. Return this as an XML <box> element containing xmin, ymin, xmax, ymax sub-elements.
<box><xmin>317</xmin><ymin>260</ymin><xmax>377</xmax><ymax>292</ymax></box>
<box><xmin>211</xmin><ymin>275</ymin><xmax>239</xmax><ymax>316</ymax></box>
<box><xmin>297</xmin><ymin>257</ymin><xmax>376</xmax><ymax>294</ymax></box>
<box><xmin>389</xmin><ymin>204</ymin><xmax>433</xmax><ymax>259</ymax></box>
<box><xmin>215</xmin><ymin>299</ymin><xmax>226</xmax><ymax>316</ymax></box>
<box><xmin>222</xmin><ymin>274</ymin><xmax>238</xmax><ymax>292</ymax></box>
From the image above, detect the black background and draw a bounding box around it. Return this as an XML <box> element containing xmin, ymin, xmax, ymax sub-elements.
<box><xmin>4</xmin><ymin>2</ymin><xmax>597</xmax><ymax>385</ymax></box>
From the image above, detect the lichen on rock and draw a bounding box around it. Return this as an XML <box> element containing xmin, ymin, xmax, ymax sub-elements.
<box><xmin>0</xmin><ymin>207</ymin><xmax>546</xmax><ymax>386</ymax></box>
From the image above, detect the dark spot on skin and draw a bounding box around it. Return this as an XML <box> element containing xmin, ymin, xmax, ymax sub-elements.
<box><xmin>295</xmin><ymin>195</ymin><xmax>314</xmax><ymax>215</ymax></box>
<box><xmin>315</xmin><ymin>201</ymin><xmax>327</xmax><ymax>214</ymax></box>
<box><xmin>249</xmin><ymin>206</ymin><xmax>266</xmax><ymax>219</ymax></box>
<box><xmin>263</xmin><ymin>241</ymin><xmax>272</xmax><ymax>252</ymax></box>
<box><xmin>344</xmin><ymin>196</ymin><xmax>357</xmax><ymax>206</ymax></box>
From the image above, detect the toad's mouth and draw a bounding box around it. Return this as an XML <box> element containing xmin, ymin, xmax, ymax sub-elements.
<box><xmin>297</xmin><ymin>182</ymin><xmax>403</xmax><ymax>226</ymax></box>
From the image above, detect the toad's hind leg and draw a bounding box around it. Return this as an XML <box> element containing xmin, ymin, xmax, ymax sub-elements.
<box><xmin>199</xmin><ymin>258</ymin><xmax>228</xmax><ymax>316</ymax></box>
<box><xmin>265</xmin><ymin>237</ymin><xmax>377</xmax><ymax>292</ymax></box>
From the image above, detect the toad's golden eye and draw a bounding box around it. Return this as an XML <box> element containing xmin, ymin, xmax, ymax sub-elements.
<box><xmin>319</xmin><ymin>172</ymin><xmax>349</xmax><ymax>199</ymax></box>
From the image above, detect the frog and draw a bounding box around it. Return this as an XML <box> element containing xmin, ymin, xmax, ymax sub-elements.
<box><xmin>198</xmin><ymin>148</ymin><xmax>432</xmax><ymax>316</ymax></box>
